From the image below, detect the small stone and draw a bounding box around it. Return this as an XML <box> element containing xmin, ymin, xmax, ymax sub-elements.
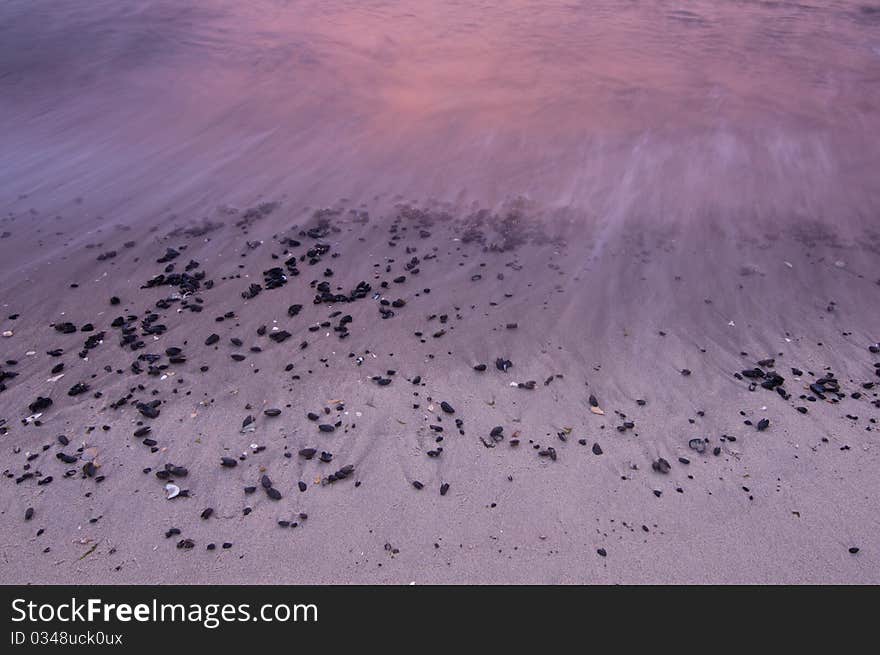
<box><xmin>29</xmin><ymin>397</ymin><xmax>53</xmax><ymax>413</ymax></box>
<box><xmin>652</xmin><ymin>458</ymin><xmax>671</xmax><ymax>474</ymax></box>
<box><xmin>688</xmin><ymin>438</ymin><xmax>706</xmax><ymax>454</ymax></box>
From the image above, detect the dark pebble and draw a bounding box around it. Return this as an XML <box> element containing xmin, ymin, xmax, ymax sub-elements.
<box><xmin>652</xmin><ymin>458</ymin><xmax>671</xmax><ymax>474</ymax></box>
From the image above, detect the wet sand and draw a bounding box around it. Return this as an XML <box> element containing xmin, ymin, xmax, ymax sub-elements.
<box><xmin>1</xmin><ymin>1</ymin><xmax>879</xmax><ymax>583</ymax></box>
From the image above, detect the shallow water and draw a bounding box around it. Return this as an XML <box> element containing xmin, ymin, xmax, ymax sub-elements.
<box><xmin>1</xmin><ymin>0</ymin><xmax>879</xmax><ymax>231</ymax></box>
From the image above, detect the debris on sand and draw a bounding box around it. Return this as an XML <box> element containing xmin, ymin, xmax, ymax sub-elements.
<box><xmin>2</xmin><ymin>197</ymin><xmax>877</xmax><ymax>585</ymax></box>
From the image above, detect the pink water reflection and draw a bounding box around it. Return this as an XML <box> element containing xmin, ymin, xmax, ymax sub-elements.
<box><xmin>1</xmin><ymin>1</ymin><xmax>878</xmax><ymax>227</ymax></box>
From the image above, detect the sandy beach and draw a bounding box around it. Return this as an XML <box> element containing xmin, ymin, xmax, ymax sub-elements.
<box><xmin>1</xmin><ymin>0</ymin><xmax>878</xmax><ymax>584</ymax></box>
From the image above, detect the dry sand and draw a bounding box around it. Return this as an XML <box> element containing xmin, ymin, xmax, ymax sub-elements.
<box><xmin>1</xmin><ymin>1</ymin><xmax>879</xmax><ymax>584</ymax></box>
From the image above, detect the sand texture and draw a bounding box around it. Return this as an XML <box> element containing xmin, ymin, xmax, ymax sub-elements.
<box><xmin>1</xmin><ymin>1</ymin><xmax>879</xmax><ymax>583</ymax></box>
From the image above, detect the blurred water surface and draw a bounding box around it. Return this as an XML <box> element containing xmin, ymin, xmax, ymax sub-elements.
<box><xmin>1</xmin><ymin>1</ymin><xmax>878</xmax><ymax>229</ymax></box>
